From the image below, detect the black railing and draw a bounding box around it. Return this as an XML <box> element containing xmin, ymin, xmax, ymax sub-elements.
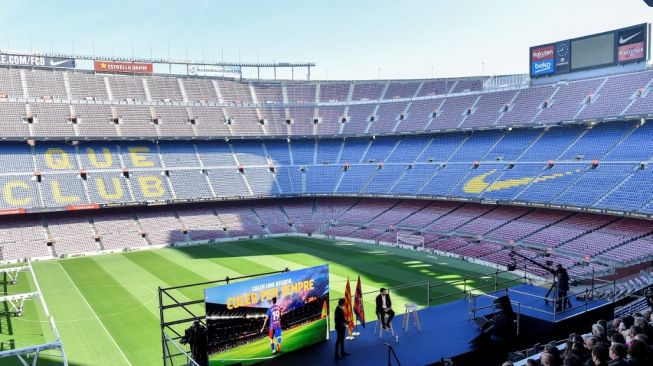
<box><xmin>385</xmin><ymin>343</ymin><xmax>402</xmax><ymax>366</ymax></box>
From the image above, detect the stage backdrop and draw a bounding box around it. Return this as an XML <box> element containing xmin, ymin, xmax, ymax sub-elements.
<box><xmin>205</xmin><ymin>265</ymin><xmax>329</xmax><ymax>365</ymax></box>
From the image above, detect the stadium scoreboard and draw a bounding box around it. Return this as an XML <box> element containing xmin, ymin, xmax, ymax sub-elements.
<box><xmin>530</xmin><ymin>23</ymin><xmax>650</xmax><ymax>78</ymax></box>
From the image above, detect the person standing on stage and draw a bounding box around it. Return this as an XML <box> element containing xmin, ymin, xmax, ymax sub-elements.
<box><xmin>376</xmin><ymin>288</ymin><xmax>395</xmax><ymax>329</ymax></box>
<box><xmin>555</xmin><ymin>264</ymin><xmax>570</xmax><ymax>311</ymax></box>
<box><xmin>260</xmin><ymin>297</ymin><xmax>283</xmax><ymax>354</ymax></box>
<box><xmin>334</xmin><ymin>298</ymin><xmax>350</xmax><ymax>360</ymax></box>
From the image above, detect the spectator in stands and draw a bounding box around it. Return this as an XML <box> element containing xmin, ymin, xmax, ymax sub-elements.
<box><xmin>500</xmin><ymin>362</ymin><xmax>514</xmax><ymax>366</ymax></box>
<box><xmin>334</xmin><ymin>298</ymin><xmax>350</xmax><ymax>360</ymax></box>
<box><xmin>634</xmin><ymin>317</ymin><xmax>653</xmax><ymax>340</ymax></box>
<box><xmin>633</xmin><ymin>334</ymin><xmax>653</xmax><ymax>356</ymax></box>
<box><xmin>541</xmin><ymin>352</ymin><xmax>555</xmax><ymax>366</ymax></box>
<box><xmin>375</xmin><ymin>288</ymin><xmax>395</xmax><ymax>329</ymax></box>
<box><xmin>613</xmin><ymin>318</ymin><xmax>623</xmax><ymax>332</ymax></box>
<box><xmin>571</xmin><ymin>335</ymin><xmax>590</xmax><ymax>361</ymax></box>
<box><xmin>562</xmin><ymin>340</ymin><xmax>575</xmax><ymax>359</ymax></box>
<box><xmin>611</xmin><ymin>333</ymin><xmax>626</xmax><ymax>345</ymax></box>
<box><xmin>598</xmin><ymin>320</ymin><xmax>609</xmax><ymax>337</ymax></box>
<box><xmin>593</xmin><ymin>324</ymin><xmax>608</xmax><ymax>344</ymax></box>
<box><xmin>627</xmin><ymin>326</ymin><xmax>643</xmax><ymax>347</ymax></box>
<box><xmin>622</xmin><ymin>315</ymin><xmax>635</xmax><ymax>330</ymax></box>
<box><xmin>526</xmin><ymin>359</ymin><xmax>538</xmax><ymax>366</ymax></box>
<box><xmin>641</xmin><ymin>310</ymin><xmax>651</xmax><ymax>323</ymax></box>
<box><xmin>564</xmin><ymin>354</ymin><xmax>583</xmax><ymax>366</ymax></box>
<box><xmin>545</xmin><ymin>344</ymin><xmax>562</xmax><ymax>365</ymax></box>
<box><xmin>626</xmin><ymin>339</ymin><xmax>649</xmax><ymax>366</ymax></box>
<box><xmin>608</xmin><ymin>343</ymin><xmax>628</xmax><ymax>366</ymax></box>
<box><xmin>590</xmin><ymin>345</ymin><xmax>610</xmax><ymax>366</ymax></box>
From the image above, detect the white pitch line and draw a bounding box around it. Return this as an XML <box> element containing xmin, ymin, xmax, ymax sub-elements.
<box><xmin>58</xmin><ymin>262</ymin><xmax>133</xmax><ymax>366</ymax></box>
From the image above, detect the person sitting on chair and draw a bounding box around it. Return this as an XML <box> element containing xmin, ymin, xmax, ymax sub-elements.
<box><xmin>376</xmin><ymin>288</ymin><xmax>395</xmax><ymax>330</ymax></box>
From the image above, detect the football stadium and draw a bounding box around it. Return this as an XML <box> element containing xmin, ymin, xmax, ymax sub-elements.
<box><xmin>0</xmin><ymin>1</ymin><xmax>653</xmax><ymax>365</ymax></box>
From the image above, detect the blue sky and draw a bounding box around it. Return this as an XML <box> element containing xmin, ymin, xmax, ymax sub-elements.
<box><xmin>1</xmin><ymin>0</ymin><xmax>650</xmax><ymax>80</ymax></box>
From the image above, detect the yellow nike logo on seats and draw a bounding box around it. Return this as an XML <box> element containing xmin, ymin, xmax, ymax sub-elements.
<box><xmin>463</xmin><ymin>169</ymin><xmax>576</xmax><ymax>194</ymax></box>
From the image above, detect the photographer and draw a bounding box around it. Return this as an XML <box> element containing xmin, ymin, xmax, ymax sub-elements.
<box><xmin>180</xmin><ymin>320</ymin><xmax>208</xmax><ymax>366</ymax></box>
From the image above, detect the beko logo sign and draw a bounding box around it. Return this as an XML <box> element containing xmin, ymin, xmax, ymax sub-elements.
<box><xmin>532</xmin><ymin>59</ymin><xmax>554</xmax><ymax>75</ymax></box>
<box><xmin>531</xmin><ymin>45</ymin><xmax>555</xmax><ymax>76</ymax></box>
<box><xmin>531</xmin><ymin>45</ymin><xmax>555</xmax><ymax>60</ymax></box>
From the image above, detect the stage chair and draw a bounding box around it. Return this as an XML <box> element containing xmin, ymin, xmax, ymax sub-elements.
<box><xmin>374</xmin><ymin>312</ymin><xmax>395</xmax><ymax>338</ymax></box>
<box><xmin>402</xmin><ymin>303</ymin><xmax>421</xmax><ymax>332</ymax></box>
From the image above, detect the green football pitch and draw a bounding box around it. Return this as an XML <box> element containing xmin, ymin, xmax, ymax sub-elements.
<box><xmin>0</xmin><ymin>236</ymin><xmax>518</xmax><ymax>366</ymax></box>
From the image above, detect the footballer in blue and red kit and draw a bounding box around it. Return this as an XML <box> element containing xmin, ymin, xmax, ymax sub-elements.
<box><xmin>261</xmin><ymin>297</ymin><xmax>283</xmax><ymax>353</ymax></box>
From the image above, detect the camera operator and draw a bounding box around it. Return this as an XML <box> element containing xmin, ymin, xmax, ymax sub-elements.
<box><xmin>180</xmin><ymin>320</ymin><xmax>208</xmax><ymax>366</ymax></box>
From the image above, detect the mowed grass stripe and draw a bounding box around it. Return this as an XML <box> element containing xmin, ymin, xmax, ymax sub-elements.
<box><xmin>32</xmin><ymin>260</ymin><xmax>132</xmax><ymax>366</ymax></box>
<box><xmin>177</xmin><ymin>244</ymin><xmax>286</xmax><ymax>278</ymax></box>
<box><xmin>140</xmin><ymin>246</ymin><xmax>246</xmax><ymax>282</ymax></box>
<box><xmin>211</xmin><ymin>239</ymin><xmax>396</xmax><ymax>326</ymax></box>
<box><xmin>59</xmin><ymin>257</ymin><xmax>160</xmax><ymax>366</ymax></box>
<box><xmin>31</xmin><ymin>238</ymin><xmax>519</xmax><ymax>366</ymax></box>
<box><xmin>180</xmin><ymin>240</ymin><xmax>427</xmax><ymax>328</ymax></box>
<box><xmin>250</xmin><ymin>237</ymin><xmax>470</xmax><ymax>297</ymax></box>
<box><xmin>276</xmin><ymin>237</ymin><xmax>511</xmax><ymax>293</ymax></box>
<box><xmin>239</xmin><ymin>238</ymin><xmax>440</xmax><ymax>320</ymax></box>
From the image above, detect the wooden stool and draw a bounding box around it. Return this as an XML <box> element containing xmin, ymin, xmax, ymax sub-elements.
<box><xmin>374</xmin><ymin>313</ymin><xmax>395</xmax><ymax>338</ymax></box>
<box><xmin>402</xmin><ymin>303</ymin><xmax>421</xmax><ymax>332</ymax></box>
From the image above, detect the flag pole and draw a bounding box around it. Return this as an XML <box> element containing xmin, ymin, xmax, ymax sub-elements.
<box><xmin>352</xmin><ymin>317</ymin><xmax>360</xmax><ymax>337</ymax></box>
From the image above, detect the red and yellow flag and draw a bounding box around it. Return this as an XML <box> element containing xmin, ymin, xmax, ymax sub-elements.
<box><xmin>343</xmin><ymin>278</ymin><xmax>354</xmax><ymax>335</ymax></box>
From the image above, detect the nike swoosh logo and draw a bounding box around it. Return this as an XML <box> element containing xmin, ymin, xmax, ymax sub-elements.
<box><xmin>49</xmin><ymin>59</ymin><xmax>70</xmax><ymax>66</ymax></box>
<box><xmin>463</xmin><ymin>169</ymin><xmax>576</xmax><ymax>194</ymax></box>
<box><xmin>620</xmin><ymin>32</ymin><xmax>641</xmax><ymax>45</ymax></box>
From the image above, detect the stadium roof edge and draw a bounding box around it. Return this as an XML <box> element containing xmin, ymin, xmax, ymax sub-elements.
<box><xmin>0</xmin><ymin>49</ymin><xmax>315</xmax><ymax>68</ymax></box>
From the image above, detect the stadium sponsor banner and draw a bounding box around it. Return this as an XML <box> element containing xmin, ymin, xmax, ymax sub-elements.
<box><xmin>0</xmin><ymin>53</ymin><xmax>75</xmax><ymax>69</ymax></box>
<box><xmin>205</xmin><ymin>265</ymin><xmax>329</xmax><ymax>364</ymax></box>
<box><xmin>531</xmin><ymin>45</ymin><xmax>554</xmax><ymax>61</ymax></box>
<box><xmin>618</xmin><ymin>42</ymin><xmax>645</xmax><ymax>62</ymax></box>
<box><xmin>530</xmin><ymin>45</ymin><xmax>555</xmax><ymax>76</ymax></box>
<box><xmin>94</xmin><ymin>60</ymin><xmax>153</xmax><ymax>74</ymax></box>
<box><xmin>554</xmin><ymin>40</ymin><xmax>570</xmax><ymax>74</ymax></box>
<box><xmin>188</xmin><ymin>65</ymin><xmax>241</xmax><ymax>77</ymax></box>
<box><xmin>0</xmin><ymin>208</ymin><xmax>26</xmax><ymax>215</ymax></box>
<box><xmin>616</xmin><ymin>24</ymin><xmax>647</xmax><ymax>63</ymax></box>
<box><xmin>531</xmin><ymin>59</ymin><xmax>554</xmax><ymax>76</ymax></box>
<box><xmin>65</xmin><ymin>203</ymin><xmax>100</xmax><ymax>211</ymax></box>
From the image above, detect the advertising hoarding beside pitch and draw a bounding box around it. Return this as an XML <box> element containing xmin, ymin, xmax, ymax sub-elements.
<box><xmin>0</xmin><ymin>53</ymin><xmax>75</xmax><ymax>69</ymax></box>
<box><xmin>94</xmin><ymin>60</ymin><xmax>153</xmax><ymax>74</ymax></box>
